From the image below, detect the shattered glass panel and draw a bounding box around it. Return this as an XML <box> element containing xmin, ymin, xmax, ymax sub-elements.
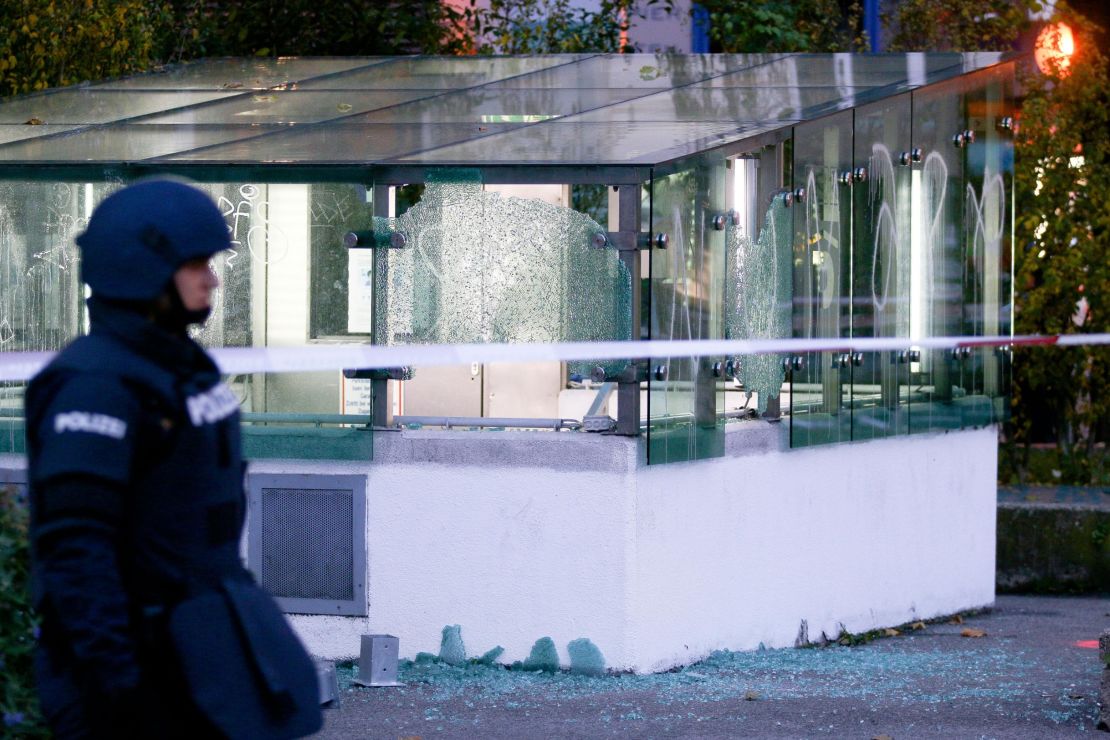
<box><xmin>373</xmin><ymin>171</ymin><xmax>632</xmax><ymax>369</ymax></box>
<box><xmin>724</xmin><ymin>194</ymin><xmax>792</xmax><ymax>413</ymax></box>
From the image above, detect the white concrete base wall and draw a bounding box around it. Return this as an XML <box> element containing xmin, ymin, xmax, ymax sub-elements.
<box><xmin>630</xmin><ymin>427</ymin><xmax>997</xmax><ymax>672</ymax></box>
<box><xmin>253</xmin><ymin>426</ymin><xmax>998</xmax><ymax>673</ymax></box>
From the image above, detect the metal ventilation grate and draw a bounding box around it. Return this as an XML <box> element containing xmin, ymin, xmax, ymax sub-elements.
<box><xmin>247</xmin><ymin>474</ymin><xmax>367</xmax><ymax>616</ymax></box>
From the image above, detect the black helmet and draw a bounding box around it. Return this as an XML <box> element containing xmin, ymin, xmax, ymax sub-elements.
<box><xmin>77</xmin><ymin>180</ymin><xmax>230</xmax><ymax>301</ymax></box>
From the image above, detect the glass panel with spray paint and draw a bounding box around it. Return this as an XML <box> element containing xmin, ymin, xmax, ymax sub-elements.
<box><xmin>963</xmin><ymin>64</ymin><xmax>1015</xmax><ymax>428</ymax></box>
<box><xmin>789</xmin><ymin>110</ymin><xmax>853</xmax><ymax>448</ymax></box>
<box><xmin>908</xmin><ymin>78</ymin><xmax>966</xmax><ymax>434</ymax></box>
<box><xmin>851</xmin><ymin>94</ymin><xmax>913</xmax><ymax>440</ymax></box>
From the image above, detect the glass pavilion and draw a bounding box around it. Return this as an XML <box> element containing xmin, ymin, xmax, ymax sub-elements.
<box><xmin>0</xmin><ymin>53</ymin><xmax>1015</xmax><ymax>466</ymax></box>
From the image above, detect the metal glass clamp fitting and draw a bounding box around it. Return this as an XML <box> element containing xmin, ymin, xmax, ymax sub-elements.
<box><xmin>853</xmin><ymin>167</ymin><xmax>868</xmax><ymax>183</ymax></box>
<box><xmin>639</xmin><ymin>232</ymin><xmax>669</xmax><ymax>249</ymax></box>
<box><xmin>784</xmin><ymin>355</ymin><xmax>805</xmax><ymax>372</ymax></box>
<box><xmin>782</xmin><ymin>191</ymin><xmax>795</xmax><ymax>207</ymax></box>
<box><xmin>899</xmin><ymin>151</ymin><xmax>912</xmax><ymax>166</ymax></box>
<box><xmin>591</xmin><ymin>232</ymin><xmax>609</xmax><ymax>249</ymax></box>
<box><xmin>997</xmin><ymin>116</ymin><xmax>1014</xmax><ymax>131</ymax></box>
<box><xmin>712</xmin><ymin>210</ymin><xmax>742</xmax><ymax>230</ymax></box>
<box><xmin>724</xmin><ymin>358</ymin><xmax>738</xmax><ymax>378</ymax></box>
<box><xmin>911</xmin><ymin>147</ymin><xmax>923</xmax><ymax>162</ymax></box>
<box><xmin>833</xmin><ymin>353</ymin><xmax>851</xmax><ymax>369</ymax></box>
<box><xmin>652</xmin><ymin>364</ymin><xmax>668</xmax><ymax>381</ymax></box>
<box><xmin>838</xmin><ymin>171</ymin><xmax>853</xmax><ymax>185</ymax></box>
<box><xmin>793</xmin><ymin>187</ymin><xmax>806</xmax><ymax>202</ymax></box>
<box><xmin>344</xmin><ymin>230</ymin><xmax>406</xmax><ymax>249</ymax></box>
<box><xmin>851</xmin><ymin>352</ymin><xmax>864</xmax><ymax>367</ymax></box>
<box><xmin>953</xmin><ymin>130</ymin><xmax>976</xmax><ymax>148</ymax></box>
<box><xmin>712</xmin><ymin>361</ymin><xmax>726</xmax><ymax>378</ymax></box>
<box><xmin>951</xmin><ymin>346</ymin><xmax>973</xmax><ymax>360</ymax></box>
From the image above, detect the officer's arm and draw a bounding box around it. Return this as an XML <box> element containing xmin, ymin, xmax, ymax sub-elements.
<box><xmin>30</xmin><ymin>377</ymin><xmax>142</xmax><ymax>699</ymax></box>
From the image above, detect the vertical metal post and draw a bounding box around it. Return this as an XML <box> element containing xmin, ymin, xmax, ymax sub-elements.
<box><xmin>616</xmin><ymin>185</ymin><xmax>641</xmax><ymax>436</ymax></box>
<box><xmin>371</xmin><ymin>183</ymin><xmax>392</xmax><ymax>428</ymax></box>
<box><xmin>865</xmin><ymin>0</ymin><xmax>881</xmax><ymax>53</ymax></box>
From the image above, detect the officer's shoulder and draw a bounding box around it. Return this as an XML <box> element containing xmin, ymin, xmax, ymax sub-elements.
<box><xmin>32</xmin><ymin>335</ymin><xmax>172</xmax><ymax>401</ymax></box>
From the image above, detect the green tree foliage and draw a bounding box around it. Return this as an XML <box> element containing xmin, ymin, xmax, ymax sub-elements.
<box><xmin>156</xmin><ymin>0</ymin><xmax>474</xmax><ymax>60</ymax></box>
<box><xmin>0</xmin><ymin>483</ymin><xmax>46</xmax><ymax>736</ymax></box>
<box><xmin>468</xmin><ymin>0</ymin><xmax>637</xmax><ymax>54</ymax></box>
<box><xmin>1009</xmin><ymin>9</ymin><xmax>1110</xmax><ymax>483</ymax></box>
<box><xmin>697</xmin><ymin>0</ymin><xmax>865</xmax><ymax>53</ymax></box>
<box><xmin>885</xmin><ymin>1</ymin><xmax>1109</xmax><ymax>483</ymax></box>
<box><xmin>0</xmin><ymin>0</ymin><xmax>162</xmax><ymax>98</ymax></box>
<box><xmin>885</xmin><ymin>0</ymin><xmax>1041</xmax><ymax>52</ymax></box>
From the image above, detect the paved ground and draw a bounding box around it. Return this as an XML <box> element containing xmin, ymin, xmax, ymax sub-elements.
<box><xmin>317</xmin><ymin>595</ymin><xmax>1108</xmax><ymax>739</ymax></box>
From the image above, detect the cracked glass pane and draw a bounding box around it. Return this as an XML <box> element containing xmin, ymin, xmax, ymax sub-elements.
<box><xmin>373</xmin><ymin>171</ymin><xmax>632</xmax><ymax>373</ymax></box>
<box><xmin>725</xmin><ymin>193</ymin><xmax>792</xmax><ymax>414</ymax></box>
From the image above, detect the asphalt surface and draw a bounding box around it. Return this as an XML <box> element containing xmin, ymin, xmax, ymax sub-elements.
<box><xmin>317</xmin><ymin>595</ymin><xmax>1108</xmax><ymax>739</ymax></box>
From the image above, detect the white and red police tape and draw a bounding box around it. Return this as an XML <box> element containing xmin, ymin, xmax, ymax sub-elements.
<box><xmin>1</xmin><ymin>333</ymin><xmax>1108</xmax><ymax>383</ymax></box>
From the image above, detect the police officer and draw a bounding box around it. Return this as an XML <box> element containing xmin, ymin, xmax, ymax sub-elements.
<box><xmin>25</xmin><ymin>180</ymin><xmax>322</xmax><ymax>738</ymax></box>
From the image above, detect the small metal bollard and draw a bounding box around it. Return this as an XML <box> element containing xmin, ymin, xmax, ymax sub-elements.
<box><xmin>353</xmin><ymin>634</ymin><xmax>403</xmax><ymax>688</ymax></box>
<box><xmin>316</xmin><ymin>659</ymin><xmax>341</xmax><ymax>707</ymax></box>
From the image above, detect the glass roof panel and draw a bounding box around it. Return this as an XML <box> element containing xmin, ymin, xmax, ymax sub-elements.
<box><xmin>567</xmin><ymin>85</ymin><xmax>873</xmax><ymax>123</ymax></box>
<box><xmin>136</xmin><ymin>90</ymin><xmax>441</xmax><ymax>125</ymax></box>
<box><xmin>151</xmin><ymin>122</ymin><xmax>527</xmax><ymax>163</ymax></box>
<box><xmin>0</xmin><ymin>123</ymin><xmax>82</xmax><ymax>145</ymax></box>
<box><xmin>698</xmin><ymin>52</ymin><xmax>998</xmax><ymax>88</ymax></box>
<box><xmin>295</xmin><ymin>55</ymin><xmax>590</xmax><ymax>89</ymax></box>
<box><xmin>350</xmin><ymin>88</ymin><xmax>651</xmax><ymax>123</ymax></box>
<box><xmin>94</xmin><ymin>57</ymin><xmax>389</xmax><ymax>90</ymax></box>
<box><xmin>695</xmin><ymin>53</ymin><xmax>951</xmax><ymax>88</ymax></box>
<box><xmin>0</xmin><ymin>54</ymin><xmax>1013</xmax><ymax>167</ymax></box>
<box><xmin>393</xmin><ymin>121</ymin><xmax>785</xmax><ymax>165</ymax></box>
<box><xmin>0</xmin><ymin>89</ymin><xmax>239</xmax><ymax>125</ymax></box>
<box><xmin>479</xmin><ymin>53</ymin><xmax>788</xmax><ymax>89</ymax></box>
<box><xmin>0</xmin><ymin>124</ymin><xmax>287</xmax><ymax>162</ymax></box>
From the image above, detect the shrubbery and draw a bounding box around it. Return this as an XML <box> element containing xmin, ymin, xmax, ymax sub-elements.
<box><xmin>0</xmin><ymin>0</ymin><xmax>162</xmax><ymax>97</ymax></box>
<box><xmin>0</xmin><ymin>482</ymin><xmax>45</xmax><ymax>736</ymax></box>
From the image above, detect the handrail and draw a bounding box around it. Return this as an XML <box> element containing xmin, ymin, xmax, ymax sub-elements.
<box><xmin>394</xmin><ymin>415</ymin><xmax>582</xmax><ymax>431</ymax></box>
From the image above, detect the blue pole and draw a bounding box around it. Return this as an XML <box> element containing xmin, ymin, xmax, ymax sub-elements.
<box><xmin>865</xmin><ymin>0</ymin><xmax>881</xmax><ymax>52</ymax></box>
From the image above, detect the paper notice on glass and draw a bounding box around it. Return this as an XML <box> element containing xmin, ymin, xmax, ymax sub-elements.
<box><xmin>348</xmin><ymin>249</ymin><xmax>374</xmax><ymax>334</ymax></box>
<box><xmin>342</xmin><ymin>375</ymin><xmax>374</xmax><ymax>416</ymax></box>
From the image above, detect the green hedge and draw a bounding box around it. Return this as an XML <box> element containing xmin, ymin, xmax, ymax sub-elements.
<box><xmin>0</xmin><ymin>0</ymin><xmax>162</xmax><ymax>98</ymax></box>
<box><xmin>0</xmin><ymin>483</ymin><xmax>45</xmax><ymax>735</ymax></box>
